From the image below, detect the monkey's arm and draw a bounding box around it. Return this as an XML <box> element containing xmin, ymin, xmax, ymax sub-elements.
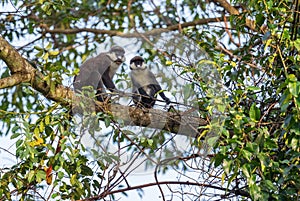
<box><xmin>102</xmin><ymin>67</ymin><xmax>117</xmax><ymax>92</ymax></box>
<box><xmin>137</xmin><ymin>87</ymin><xmax>150</xmax><ymax>97</ymax></box>
<box><xmin>154</xmin><ymin>85</ymin><xmax>171</xmax><ymax>105</ymax></box>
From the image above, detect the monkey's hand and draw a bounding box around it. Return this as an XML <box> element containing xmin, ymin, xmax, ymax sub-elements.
<box><xmin>163</xmin><ymin>98</ymin><xmax>171</xmax><ymax>110</ymax></box>
<box><xmin>112</xmin><ymin>89</ymin><xmax>126</xmax><ymax>97</ymax></box>
<box><xmin>165</xmin><ymin>98</ymin><xmax>171</xmax><ymax>105</ymax></box>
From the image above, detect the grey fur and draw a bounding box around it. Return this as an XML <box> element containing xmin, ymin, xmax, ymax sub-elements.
<box><xmin>130</xmin><ymin>56</ymin><xmax>170</xmax><ymax>108</ymax></box>
<box><xmin>73</xmin><ymin>46</ymin><xmax>125</xmax><ymax>101</ymax></box>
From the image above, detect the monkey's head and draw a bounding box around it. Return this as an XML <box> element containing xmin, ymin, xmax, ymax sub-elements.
<box><xmin>130</xmin><ymin>56</ymin><xmax>147</xmax><ymax>70</ymax></box>
<box><xmin>108</xmin><ymin>46</ymin><xmax>126</xmax><ymax>64</ymax></box>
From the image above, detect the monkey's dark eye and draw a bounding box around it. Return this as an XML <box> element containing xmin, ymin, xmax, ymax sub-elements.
<box><xmin>135</xmin><ymin>61</ymin><xmax>143</xmax><ymax>66</ymax></box>
<box><xmin>116</xmin><ymin>50</ymin><xmax>125</xmax><ymax>55</ymax></box>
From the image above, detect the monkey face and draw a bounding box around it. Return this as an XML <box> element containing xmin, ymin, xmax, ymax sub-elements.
<box><xmin>130</xmin><ymin>56</ymin><xmax>147</xmax><ymax>70</ymax></box>
<box><xmin>108</xmin><ymin>46</ymin><xmax>126</xmax><ymax>64</ymax></box>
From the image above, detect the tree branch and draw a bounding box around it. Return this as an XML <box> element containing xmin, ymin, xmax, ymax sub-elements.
<box><xmin>0</xmin><ymin>73</ymin><xmax>31</xmax><ymax>89</ymax></box>
<box><xmin>213</xmin><ymin>0</ymin><xmax>239</xmax><ymax>15</ymax></box>
<box><xmin>210</xmin><ymin>0</ymin><xmax>260</xmax><ymax>32</ymax></box>
<box><xmin>0</xmin><ymin>35</ymin><xmax>207</xmax><ymax>137</ymax></box>
<box><xmin>40</xmin><ymin>17</ymin><xmax>228</xmax><ymax>37</ymax></box>
<box><xmin>80</xmin><ymin>180</ymin><xmax>250</xmax><ymax>201</ymax></box>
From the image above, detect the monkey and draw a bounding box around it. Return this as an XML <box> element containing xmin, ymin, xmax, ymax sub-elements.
<box><xmin>73</xmin><ymin>46</ymin><xmax>125</xmax><ymax>101</ymax></box>
<box><xmin>129</xmin><ymin>56</ymin><xmax>171</xmax><ymax>108</ymax></box>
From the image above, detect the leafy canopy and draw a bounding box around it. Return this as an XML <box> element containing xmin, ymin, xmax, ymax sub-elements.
<box><xmin>0</xmin><ymin>0</ymin><xmax>299</xmax><ymax>200</ymax></box>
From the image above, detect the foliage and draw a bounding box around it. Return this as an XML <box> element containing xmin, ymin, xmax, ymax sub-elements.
<box><xmin>0</xmin><ymin>0</ymin><xmax>299</xmax><ymax>200</ymax></box>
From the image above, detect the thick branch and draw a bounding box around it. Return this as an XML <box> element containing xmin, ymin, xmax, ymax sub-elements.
<box><xmin>213</xmin><ymin>0</ymin><xmax>239</xmax><ymax>15</ymax></box>
<box><xmin>40</xmin><ymin>17</ymin><xmax>228</xmax><ymax>37</ymax></box>
<box><xmin>0</xmin><ymin>73</ymin><xmax>31</xmax><ymax>89</ymax></box>
<box><xmin>0</xmin><ymin>37</ymin><xmax>33</xmax><ymax>74</ymax></box>
<box><xmin>210</xmin><ymin>0</ymin><xmax>259</xmax><ymax>32</ymax></box>
<box><xmin>0</xmin><ymin>35</ymin><xmax>207</xmax><ymax>137</ymax></box>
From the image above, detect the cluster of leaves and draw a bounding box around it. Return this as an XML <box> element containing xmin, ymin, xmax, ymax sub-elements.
<box><xmin>0</xmin><ymin>107</ymin><xmax>99</xmax><ymax>200</ymax></box>
<box><xmin>208</xmin><ymin>1</ymin><xmax>300</xmax><ymax>200</ymax></box>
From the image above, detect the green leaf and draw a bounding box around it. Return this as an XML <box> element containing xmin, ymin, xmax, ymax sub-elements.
<box><xmin>35</xmin><ymin>51</ymin><xmax>44</xmax><ymax>58</ymax></box>
<box><xmin>291</xmin><ymin>138</ymin><xmax>298</xmax><ymax>150</ymax></box>
<box><xmin>11</xmin><ymin>125</ymin><xmax>20</xmax><ymax>133</ymax></box>
<box><xmin>241</xmin><ymin>164</ymin><xmax>251</xmax><ymax>178</ymax></box>
<box><xmin>45</xmin><ymin>126</ymin><xmax>54</xmax><ymax>136</ymax></box>
<box><xmin>34</xmin><ymin>127</ymin><xmax>40</xmax><ymax>136</ymax></box>
<box><xmin>247</xmin><ymin>86</ymin><xmax>260</xmax><ymax>91</ymax></box>
<box><xmin>279</xmin><ymin>89</ymin><xmax>292</xmax><ymax>111</ymax></box>
<box><xmin>36</xmin><ymin>170</ymin><xmax>46</xmax><ymax>183</ymax></box>
<box><xmin>249</xmin><ymin>182</ymin><xmax>262</xmax><ymax>200</ymax></box>
<box><xmin>214</xmin><ymin>154</ymin><xmax>225</xmax><ymax>167</ymax></box>
<box><xmin>183</xmin><ymin>84</ymin><xmax>193</xmax><ymax>104</ymax></box>
<box><xmin>256</xmin><ymin>13</ymin><xmax>266</xmax><ymax>27</ymax></box>
<box><xmin>146</xmin><ymin>139</ymin><xmax>153</xmax><ymax>147</ymax></box>
<box><xmin>165</xmin><ymin>60</ymin><xmax>173</xmax><ymax>65</ymax></box>
<box><xmin>34</xmin><ymin>46</ymin><xmax>43</xmax><ymax>51</ymax></box>
<box><xmin>264</xmin><ymin>180</ymin><xmax>276</xmax><ymax>191</ymax></box>
<box><xmin>258</xmin><ymin>154</ymin><xmax>268</xmax><ymax>172</ymax></box>
<box><xmin>294</xmin><ymin>39</ymin><xmax>300</xmax><ymax>51</ymax></box>
<box><xmin>45</xmin><ymin>42</ymin><xmax>52</xmax><ymax>50</ymax></box>
<box><xmin>39</xmin><ymin>121</ymin><xmax>44</xmax><ymax>132</ymax></box>
<box><xmin>264</xmin><ymin>39</ymin><xmax>272</xmax><ymax>51</ymax></box>
<box><xmin>45</xmin><ymin>115</ymin><xmax>50</xmax><ymax>125</ymax></box>
<box><xmin>27</xmin><ymin>170</ymin><xmax>35</xmax><ymax>183</ymax></box>
<box><xmin>288</xmin><ymin>74</ymin><xmax>297</xmax><ymax>81</ymax></box>
<box><xmin>16</xmin><ymin>139</ymin><xmax>23</xmax><ymax>147</ymax></box>
<box><xmin>249</xmin><ymin>103</ymin><xmax>261</xmax><ymax>121</ymax></box>
<box><xmin>57</xmin><ymin>171</ymin><xmax>64</xmax><ymax>179</ymax></box>
<box><xmin>104</xmin><ymin>117</ymin><xmax>111</xmax><ymax>127</ymax></box>
<box><xmin>70</xmin><ymin>174</ymin><xmax>77</xmax><ymax>186</ymax></box>
<box><xmin>49</xmin><ymin>50</ymin><xmax>60</xmax><ymax>56</ymax></box>
<box><xmin>217</xmin><ymin>104</ymin><xmax>226</xmax><ymax>113</ymax></box>
<box><xmin>241</xmin><ymin>149</ymin><xmax>252</xmax><ymax>161</ymax></box>
<box><xmin>43</xmin><ymin>52</ymin><xmax>49</xmax><ymax>61</ymax></box>
<box><xmin>288</xmin><ymin>81</ymin><xmax>299</xmax><ymax>97</ymax></box>
<box><xmin>81</xmin><ymin>165</ymin><xmax>93</xmax><ymax>176</ymax></box>
<box><xmin>223</xmin><ymin>159</ymin><xmax>232</xmax><ymax>174</ymax></box>
<box><xmin>10</xmin><ymin>132</ymin><xmax>21</xmax><ymax>139</ymax></box>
